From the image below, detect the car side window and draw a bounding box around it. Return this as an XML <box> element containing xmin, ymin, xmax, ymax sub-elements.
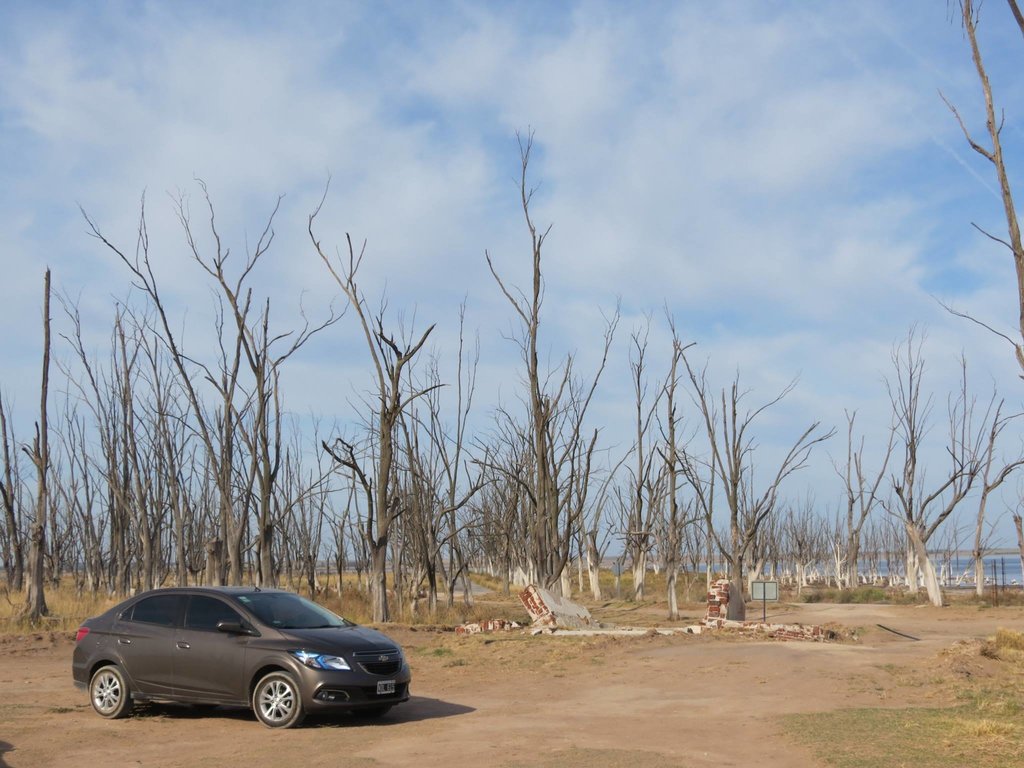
<box><xmin>127</xmin><ymin>595</ymin><xmax>181</xmax><ymax>627</ymax></box>
<box><xmin>185</xmin><ymin>595</ymin><xmax>242</xmax><ymax>632</ymax></box>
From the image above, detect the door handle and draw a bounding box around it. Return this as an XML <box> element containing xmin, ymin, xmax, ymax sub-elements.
<box><xmin>117</xmin><ymin>638</ymin><xmax>132</xmax><ymax>645</ymax></box>
<box><xmin>176</xmin><ymin>641</ymin><xmax>191</xmax><ymax>650</ymax></box>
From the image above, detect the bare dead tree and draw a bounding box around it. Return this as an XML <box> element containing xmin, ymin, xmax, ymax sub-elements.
<box><xmin>22</xmin><ymin>269</ymin><xmax>52</xmax><ymax>621</ymax></box>
<box><xmin>472</xmin><ymin>450</ymin><xmax>525</xmax><ymax>595</ymax></box>
<box><xmin>85</xmin><ymin>185</ymin><xmax>331</xmax><ymax>588</ymax></box>
<box><xmin>832</xmin><ymin>410</ymin><xmax>894</xmax><ymax>588</ymax></box>
<box><xmin>581</xmin><ymin>451</ymin><xmax>625</xmax><ymax>601</ymax></box>
<box><xmin>112</xmin><ymin>311</ymin><xmax>167</xmax><ymax>592</ymax></box>
<box><xmin>657</xmin><ymin>325</ymin><xmax>696</xmax><ymax>619</ymax></box>
<box><xmin>0</xmin><ymin>393</ymin><xmax>24</xmax><ymax>591</ymax></box>
<box><xmin>135</xmin><ymin>323</ymin><xmax>197</xmax><ymax>587</ymax></box>
<box><xmin>484</xmin><ymin>131</ymin><xmax>618</xmax><ymax>594</ymax></box>
<box><xmin>272</xmin><ymin>425</ymin><xmax>335</xmax><ymax>598</ymax></box>
<box><xmin>622</xmin><ymin>321</ymin><xmax>663</xmax><ymax>600</ymax></box>
<box><xmin>943</xmin><ymin>0</ymin><xmax>1024</xmax><ymax>374</ymax></box>
<box><xmin>969</xmin><ymin>397</ymin><xmax>1024</xmax><ymax>595</ymax></box>
<box><xmin>84</xmin><ymin>197</ymin><xmax>247</xmax><ymax>585</ymax></box>
<box><xmin>742</xmin><ymin>493</ymin><xmax>782</xmax><ymax>592</ymax></box>
<box><xmin>310</xmin><ymin>197</ymin><xmax>438</xmax><ymax>622</ymax></box>
<box><xmin>885</xmin><ymin>333</ymin><xmax>985</xmax><ymax>606</ymax></box>
<box><xmin>59</xmin><ymin>301</ymin><xmax>137</xmax><ymax>594</ymax></box>
<box><xmin>782</xmin><ymin>498</ymin><xmax>824</xmax><ymax>595</ymax></box>
<box><xmin>418</xmin><ymin>307</ymin><xmax>485</xmax><ymax>610</ymax></box>
<box><xmin>681</xmin><ymin>350</ymin><xmax>833</xmax><ymax>619</ymax></box>
<box><xmin>174</xmin><ymin>186</ymin><xmax>338</xmax><ymax>587</ymax></box>
<box><xmin>1014</xmin><ymin>505</ymin><xmax>1024</xmax><ymax>585</ymax></box>
<box><xmin>182</xmin><ymin>195</ymin><xmax>338</xmax><ymax>586</ymax></box>
<box><xmin>57</xmin><ymin>409</ymin><xmax>105</xmax><ymax>592</ymax></box>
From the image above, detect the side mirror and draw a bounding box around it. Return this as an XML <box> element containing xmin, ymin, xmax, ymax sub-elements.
<box><xmin>216</xmin><ymin>620</ymin><xmax>255</xmax><ymax>635</ymax></box>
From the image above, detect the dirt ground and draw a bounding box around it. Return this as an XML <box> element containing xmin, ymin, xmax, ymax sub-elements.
<box><xmin>2</xmin><ymin>601</ymin><xmax>1023</xmax><ymax>768</ymax></box>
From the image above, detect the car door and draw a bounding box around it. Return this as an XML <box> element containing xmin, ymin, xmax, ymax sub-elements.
<box><xmin>173</xmin><ymin>594</ymin><xmax>251</xmax><ymax>703</ymax></box>
<box><xmin>110</xmin><ymin>593</ymin><xmax>182</xmax><ymax>696</ymax></box>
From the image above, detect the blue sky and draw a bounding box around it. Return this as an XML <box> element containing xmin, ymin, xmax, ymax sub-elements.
<box><xmin>2</xmin><ymin>1</ymin><xmax>1023</xmax><ymax>547</ymax></box>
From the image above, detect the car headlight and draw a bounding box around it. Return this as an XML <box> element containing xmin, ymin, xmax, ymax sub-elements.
<box><xmin>290</xmin><ymin>650</ymin><xmax>351</xmax><ymax>671</ymax></box>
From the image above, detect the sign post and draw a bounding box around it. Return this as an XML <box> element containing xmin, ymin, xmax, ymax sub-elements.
<box><xmin>750</xmin><ymin>580</ymin><xmax>779</xmax><ymax>623</ymax></box>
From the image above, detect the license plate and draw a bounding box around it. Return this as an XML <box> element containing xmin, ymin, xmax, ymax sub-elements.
<box><xmin>377</xmin><ymin>680</ymin><xmax>396</xmax><ymax>695</ymax></box>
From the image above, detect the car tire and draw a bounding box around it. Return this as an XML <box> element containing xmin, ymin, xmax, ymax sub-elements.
<box><xmin>252</xmin><ymin>671</ymin><xmax>305</xmax><ymax>729</ymax></box>
<box><xmin>89</xmin><ymin>664</ymin><xmax>133</xmax><ymax>719</ymax></box>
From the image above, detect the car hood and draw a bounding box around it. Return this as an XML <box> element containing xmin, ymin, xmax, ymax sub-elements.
<box><xmin>278</xmin><ymin>625</ymin><xmax>399</xmax><ymax>653</ymax></box>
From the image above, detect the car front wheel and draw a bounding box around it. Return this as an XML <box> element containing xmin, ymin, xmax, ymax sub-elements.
<box><xmin>90</xmin><ymin>664</ymin><xmax>133</xmax><ymax>719</ymax></box>
<box><xmin>252</xmin><ymin>672</ymin><xmax>304</xmax><ymax>728</ymax></box>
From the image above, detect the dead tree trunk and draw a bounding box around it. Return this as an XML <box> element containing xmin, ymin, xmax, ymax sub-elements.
<box><xmin>970</xmin><ymin>400</ymin><xmax>1024</xmax><ymax>596</ymax></box>
<box><xmin>0</xmin><ymin>395</ymin><xmax>24</xmax><ymax>592</ymax></box>
<box><xmin>659</xmin><ymin>331</ymin><xmax>692</xmax><ymax>620</ymax></box>
<box><xmin>22</xmin><ymin>269</ymin><xmax>52</xmax><ymax>622</ymax></box>
<box><xmin>484</xmin><ymin>132</ymin><xmax>617</xmax><ymax>594</ymax></box>
<box><xmin>834</xmin><ymin>411</ymin><xmax>892</xmax><ymax>588</ymax></box>
<box><xmin>681</xmin><ymin>350</ymin><xmax>832</xmax><ymax>620</ymax></box>
<box><xmin>886</xmin><ymin>336</ymin><xmax>984</xmax><ymax>607</ymax></box>
<box><xmin>1014</xmin><ymin>511</ymin><xmax>1024</xmax><ymax>587</ymax></box>
<box><xmin>944</xmin><ymin>0</ymin><xmax>1024</xmax><ymax>374</ymax></box>
<box><xmin>311</xmin><ymin>198</ymin><xmax>436</xmax><ymax>623</ymax></box>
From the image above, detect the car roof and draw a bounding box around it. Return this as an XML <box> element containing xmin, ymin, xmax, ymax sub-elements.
<box><xmin>135</xmin><ymin>586</ymin><xmax>293</xmax><ymax>596</ymax></box>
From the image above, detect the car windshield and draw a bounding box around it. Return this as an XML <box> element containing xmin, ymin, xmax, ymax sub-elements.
<box><xmin>232</xmin><ymin>592</ymin><xmax>352</xmax><ymax>630</ymax></box>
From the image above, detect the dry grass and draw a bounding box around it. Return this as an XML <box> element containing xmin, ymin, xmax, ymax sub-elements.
<box><xmin>0</xmin><ymin>582</ymin><xmax>122</xmax><ymax>634</ymax></box>
<box><xmin>995</xmin><ymin>627</ymin><xmax>1024</xmax><ymax>652</ymax></box>
<box><xmin>783</xmin><ymin>629</ymin><xmax>1024</xmax><ymax>768</ymax></box>
<box><xmin>0</xmin><ymin>573</ymin><xmax>530</xmax><ymax>635</ymax></box>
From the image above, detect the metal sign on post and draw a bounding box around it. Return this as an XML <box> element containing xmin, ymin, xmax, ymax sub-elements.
<box><xmin>751</xmin><ymin>580</ymin><xmax>779</xmax><ymax>623</ymax></box>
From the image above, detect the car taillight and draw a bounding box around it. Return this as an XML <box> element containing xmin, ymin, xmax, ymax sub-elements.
<box><xmin>75</xmin><ymin>626</ymin><xmax>90</xmax><ymax>643</ymax></box>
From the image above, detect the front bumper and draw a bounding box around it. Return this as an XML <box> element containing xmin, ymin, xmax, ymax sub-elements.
<box><xmin>306</xmin><ymin>680</ymin><xmax>410</xmax><ymax>711</ymax></box>
<box><xmin>291</xmin><ymin>661</ymin><xmax>412</xmax><ymax>712</ymax></box>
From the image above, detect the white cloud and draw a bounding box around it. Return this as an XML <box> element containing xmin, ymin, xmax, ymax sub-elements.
<box><xmin>1</xmin><ymin>0</ymin><xmax>1023</xmax><ymax>543</ymax></box>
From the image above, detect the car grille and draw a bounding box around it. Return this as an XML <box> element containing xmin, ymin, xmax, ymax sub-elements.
<box><xmin>353</xmin><ymin>648</ymin><xmax>402</xmax><ymax>676</ymax></box>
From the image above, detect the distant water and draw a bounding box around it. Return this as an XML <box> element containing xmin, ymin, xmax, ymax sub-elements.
<box><xmin>940</xmin><ymin>555</ymin><xmax>1022</xmax><ymax>587</ymax></box>
<box><xmin>686</xmin><ymin>553</ymin><xmax>1023</xmax><ymax>586</ymax></box>
<box><xmin>862</xmin><ymin>554</ymin><xmax>1023</xmax><ymax>587</ymax></box>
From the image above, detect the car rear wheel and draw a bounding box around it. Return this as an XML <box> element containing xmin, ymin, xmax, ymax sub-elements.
<box><xmin>253</xmin><ymin>672</ymin><xmax>304</xmax><ymax>728</ymax></box>
<box><xmin>90</xmin><ymin>664</ymin><xmax>133</xmax><ymax>719</ymax></box>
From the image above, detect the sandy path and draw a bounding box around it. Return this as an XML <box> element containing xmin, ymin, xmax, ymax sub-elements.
<box><xmin>1</xmin><ymin>603</ymin><xmax>1021</xmax><ymax>767</ymax></box>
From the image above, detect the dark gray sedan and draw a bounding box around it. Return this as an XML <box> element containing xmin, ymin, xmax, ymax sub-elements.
<box><xmin>72</xmin><ymin>586</ymin><xmax>411</xmax><ymax>728</ymax></box>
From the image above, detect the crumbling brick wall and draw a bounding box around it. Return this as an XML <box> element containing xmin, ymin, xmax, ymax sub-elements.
<box><xmin>705</xmin><ymin>578</ymin><xmax>732</xmax><ymax>624</ymax></box>
<box><xmin>703</xmin><ymin>577</ymin><xmax>829</xmax><ymax>641</ymax></box>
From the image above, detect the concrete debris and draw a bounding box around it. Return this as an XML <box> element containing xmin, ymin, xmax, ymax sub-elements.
<box><xmin>455</xmin><ymin>619</ymin><xmax>522</xmax><ymax>636</ymax></box>
<box><xmin>703</xmin><ymin>617</ymin><xmax>833</xmax><ymax>641</ymax></box>
<box><xmin>450</xmin><ymin>579</ymin><xmax>835</xmax><ymax>642</ymax></box>
<box><xmin>519</xmin><ymin>585</ymin><xmax>595</xmax><ymax>629</ymax></box>
<box><xmin>532</xmin><ymin>627</ymin><xmax>688</xmax><ymax>637</ymax></box>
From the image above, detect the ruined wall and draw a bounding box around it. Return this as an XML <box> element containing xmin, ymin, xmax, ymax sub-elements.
<box><xmin>704</xmin><ymin>577</ymin><xmax>829</xmax><ymax>641</ymax></box>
